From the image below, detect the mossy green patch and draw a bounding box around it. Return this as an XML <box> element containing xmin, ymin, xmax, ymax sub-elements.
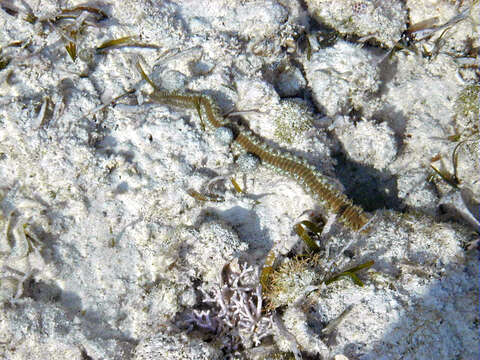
<box><xmin>274</xmin><ymin>99</ymin><xmax>314</xmax><ymax>145</ymax></box>
<box><xmin>261</xmin><ymin>352</ymin><xmax>296</xmax><ymax>360</ymax></box>
<box><xmin>455</xmin><ymin>83</ymin><xmax>479</xmax><ymax>123</ymax></box>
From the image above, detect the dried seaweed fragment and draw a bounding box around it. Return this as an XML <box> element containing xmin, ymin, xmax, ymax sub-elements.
<box><xmin>230</xmin><ymin>177</ymin><xmax>243</xmax><ymax>193</ymax></box>
<box><xmin>406</xmin><ymin>6</ymin><xmax>472</xmax><ymax>43</ymax></box>
<box><xmin>55</xmin><ymin>5</ymin><xmax>108</xmax><ymax>22</ymax></box>
<box><xmin>430</xmin><ymin>135</ymin><xmax>478</xmax><ymax>189</ymax></box>
<box><xmin>65</xmin><ymin>40</ymin><xmax>77</xmax><ymax>61</ymax></box>
<box><xmin>0</xmin><ymin>0</ymin><xmax>36</xmax><ymax>23</ymax></box>
<box><xmin>260</xmin><ymin>249</ymin><xmax>276</xmax><ymax>292</ymax></box>
<box><xmin>85</xmin><ymin>88</ymin><xmax>136</xmax><ymax>119</ymax></box>
<box><xmin>324</xmin><ymin>260</ymin><xmax>374</xmax><ymax>287</ymax></box>
<box><xmin>0</xmin><ymin>56</ymin><xmax>10</xmax><ymax>71</ymax></box>
<box><xmin>430</xmin><ymin>161</ymin><xmax>459</xmax><ymax>189</ymax></box>
<box><xmin>294</xmin><ymin>221</ymin><xmax>322</xmax><ymax>253</ymax></box>
<box><xmin>97</xmin><ymin>36</ymin><xmax>160</xmax><ymax>51</ymax></box>
<box><xmin>186</xmin><ymin>189</ymin><xmax>224</xmax><ymax>202</ymax></box>
<box><xmin>136</xmin><ymin>61</ymin><xmax>158</xmax><ymax>90</ymax></box>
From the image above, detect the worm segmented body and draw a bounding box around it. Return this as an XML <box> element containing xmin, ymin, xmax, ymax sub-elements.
<box><xmin>151</xmin><ymin>91</ymin><xmax>370</xmax><ymax>233</ymax></box>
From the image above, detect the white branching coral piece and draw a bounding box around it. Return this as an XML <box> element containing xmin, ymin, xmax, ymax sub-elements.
<box><xmin>187</xmin><ymin>260</ymin><xmax>273</xmax><ymax>349</ymax></box>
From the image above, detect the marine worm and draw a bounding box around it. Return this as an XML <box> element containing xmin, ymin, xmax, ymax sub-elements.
<box><xmin>150</xmin><ymin>90</ymin><xmax>371</xmax><ymax>233</ymax></box>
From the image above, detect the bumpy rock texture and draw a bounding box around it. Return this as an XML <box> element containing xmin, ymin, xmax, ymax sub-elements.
<box><xmin>0</xmin><ymin>0</ymin><xmax>478</xmax><ymax>359</ymax></box>
<box><xmin>306</xmin><ymin>0</ymin><xmax>408</xmax><ymax>47</ymax></box>
<box><xmin>305</xmin><ymin>40</ymin><xmax>380</xmax><ymax>117</ymax></box>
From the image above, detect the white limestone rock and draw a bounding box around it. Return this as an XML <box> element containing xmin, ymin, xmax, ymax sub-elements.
<box><xmin>305</xmin><ymin>41</ymin><xmax>380</xmax><ymax>117</ymax></box>
<box><xmin>334</xmin><ymin>118</ymin><xmax>397</xmax><ymax>170</ymax></box>
<box><xmin>306</xmin><ymin>0</ymin><xmax>407</xmax><ymax>47</ymax></box>
<box><xmin>134</xmin><ymin>332</ymin><xmax>222</xmax><ymax>360</ymax></box>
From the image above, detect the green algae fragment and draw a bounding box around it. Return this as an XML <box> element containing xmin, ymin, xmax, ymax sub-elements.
<box><xmin>187</xmin><ymin>189</ymin><xmax>224</xmax><ymax>202</ymax></box>
<box><xmin>0</xmin><ymin>56</ymin><xmax>10</xmax><ymax>71</ymax></box>
<box><xmin>294</xmin><ymin>220</ymin><xmax>324</xmax><ymax>253</ymax></box>
<box><xmin>230</xmin><ymin>177</ymin><xmax>243</xmax><ymax>193</ymax></box>
<box><xmin>97</xmin><ymin>36</ymin><xmax>160</xmax><ymax>51</ymax></box>
<box><xmin>65</xmin><ymin>41</ymin><xmax>77</xmax><ymax>61</ymax></box>
<box><xmin>136</xmin><ymin>61</ymin><xmax>158</xmax><ymax>90</ymax></box>
<box><xmin>325</xmin><ymin>260</ymin><xmax>374</xmax><ymax>287</ymax></box>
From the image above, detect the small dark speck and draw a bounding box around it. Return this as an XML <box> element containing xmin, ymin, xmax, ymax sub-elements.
<box><xmin>473</xmin><ymin>318</ymin><xmax>479</xmax><ymax>328</ymax></box>
<box><xmin>80</xmin><ymin>348</ymin><xmax>94</xmax><ymax>360</ymax></box>
<box><xmin>115</xmin><ymin>181</ymin><xmax>129</xmax><ymax>194</ymax></box>
<box><xmin>1</xmin><ymin>6</ymin><xmax>17</xmax><ymax>16</ymax></box>
<box><xmin>148</xmin><ymin>134</ymin><xmax>153</xmax><ymax>142</ymax></box>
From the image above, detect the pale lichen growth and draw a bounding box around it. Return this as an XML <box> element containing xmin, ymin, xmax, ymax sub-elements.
<box><xmin>454</xmin><ymin>83</ymin><xmax>479</xmax><ymax>135</ymax></box>
<box><xmin>273</xmin><ymin>99</ymin><xmax>315</xmax><ymax>145</ymax></box>
<box><xmin>181</xmin><ymin>221</ymin><xmax>249</xmax><ymax>284</ymax></box>
<box><xmin>265</xmin><ymin>256</ymin><xmax>318</xmax><ymax>310</ymax></box>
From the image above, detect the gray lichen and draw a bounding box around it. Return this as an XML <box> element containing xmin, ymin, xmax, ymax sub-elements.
<box><xmin>273</xmin><ymin>99</ymin><xmax>315</xmax><ymax>145</ymax></box>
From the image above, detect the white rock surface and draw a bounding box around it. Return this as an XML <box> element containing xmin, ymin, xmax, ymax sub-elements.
<box><xmin>0</xmin><ymin>0</ymin><xmax>477</xmax><ymax>359</ymax></box>
<box><xmin>334</xmin><ymin>119</ymin><xmax>397</xmax><ymax>170</ymax></box>
<box><xmin>314</xmin><ymin>211</ymin><xmax>478</xmax><ymax>360</ymax></box>
<box><xmin>305</xmin><ymin>40</ymin><xmax>380</xmax><ymax>117</ymax></box>
<box><xmin>306</xmin><ymin>0</ymin><xmax>407</xmax><ymax>47</ymax></box>
<box><xmin>134</xmin><ymin>333</ymin><xmax>222</xmax><ymax>360</ymax></box>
